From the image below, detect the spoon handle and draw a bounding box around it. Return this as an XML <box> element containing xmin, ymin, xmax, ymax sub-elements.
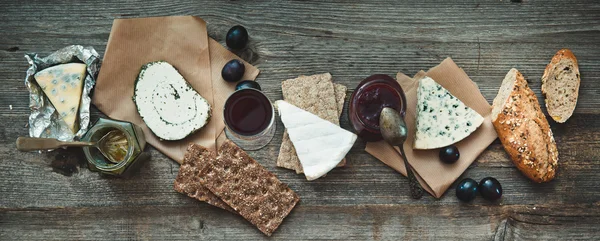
<box><xmin>395</xmin><ymin>146</ymin><xmax>424</xmax><ymax>199</ymax></box>
<box><xmin>16</xmin><ymin>137</ymin><xmax>93</xmax><ymax>151</ymax></box>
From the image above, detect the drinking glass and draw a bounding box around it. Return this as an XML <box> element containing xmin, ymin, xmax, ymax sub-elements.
<box><xmin>223</xmin><ymin>88</ymin><xmax>276</xmax><ymax>150</ymax></box>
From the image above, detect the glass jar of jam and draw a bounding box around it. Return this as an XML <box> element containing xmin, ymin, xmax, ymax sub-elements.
<box><xmin>349</xmin><ymin>74</ymin><xmax>406</xmax><ymax>142</ymax></box>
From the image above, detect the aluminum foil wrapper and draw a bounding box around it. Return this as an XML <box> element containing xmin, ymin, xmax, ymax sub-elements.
<box><xmin>24</xmin><ymin>45</ymin><xmax>101</xmax><ymax>141</ymax></box>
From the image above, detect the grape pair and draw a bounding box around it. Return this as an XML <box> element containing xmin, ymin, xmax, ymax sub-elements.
<box><xmin>456</xmin><ymin>177</ymin><xmax>502</xmax><ymax>202</ymax></box>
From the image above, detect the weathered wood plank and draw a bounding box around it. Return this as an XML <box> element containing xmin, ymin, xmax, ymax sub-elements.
<box><xmin>1</xmin><ymin>204</ymin><xmax>598</xmax><ymax>240</ymax></box>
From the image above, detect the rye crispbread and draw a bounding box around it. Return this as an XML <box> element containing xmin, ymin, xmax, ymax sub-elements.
<box><xmin>173</xmin><ymin>144</ymin><xmax>234</xmax><ymax>212</ymax></box>
<box><xmin>334</xmin><ymin>83</ymin><xmax>347</xmax><ymax>117</ymax></box>
<box><xmin>199</xmin><ymin>140</ymin><xmax>300</xmax><ymax>236</ymax></box>
<box><xmin>277</xmin><ymin>73</ymin><xmax>347</xmax><ymax>173</ymax></box>
<box><xmin>293</xmin><ymin>82</ymin><xmax>347</xmax><ymax>173</ymax></box>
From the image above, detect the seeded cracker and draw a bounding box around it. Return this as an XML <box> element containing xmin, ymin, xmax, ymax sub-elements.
<box><xmin>294</xmin><ymin>82</ymin><xmax>347</xmax><ymax>173</ymax></box>
<box><xmin>277</xmin><ymin>73</ymin><xmax>347</xmax><ymax>173</ymax></box>
<box><xmin>199</xmin><ymin>140</ymin><xmax>300</xmax><ymax>236</ymax></box>
<box><xmin>331</xmin><ymin>83</ymin><xmax>348</xmax><ymax>164</ymax></box>
<box><xmin>174</xmin><ymin>144</ymin><xmax>234</xmax><ymax>212</ymax></box>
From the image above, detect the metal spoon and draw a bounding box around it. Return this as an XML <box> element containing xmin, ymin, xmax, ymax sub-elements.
<box><xmin>379</xmin><ymin>107</ymin><xmax>424</xmax><ymax>199</ymax></box>
<box><xmin>16</xmin><ymin>130</ymin><xmax>126</xmax><ymax>163</ymax></box>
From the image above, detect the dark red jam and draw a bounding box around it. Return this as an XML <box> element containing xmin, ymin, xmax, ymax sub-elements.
<box><xmin>224</xmin><ymin>89</ymin><xmax>273</xmax><ymax>136</ymax></box>
<box><xmin>349</xmin><ymin>74</ymin><xmax>406</xmax><ymax>141</ymax></box>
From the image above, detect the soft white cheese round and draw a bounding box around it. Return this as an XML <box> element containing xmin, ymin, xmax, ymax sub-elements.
<box><xmin>134</xmin><ymin>61</ymin><xmax>211</xmax><ymax>141</ymax></box>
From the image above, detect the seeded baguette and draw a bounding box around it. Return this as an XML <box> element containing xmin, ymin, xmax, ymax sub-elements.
<box><xmin>542</xmin><ymin>49</ymin><xmax>580</xmax><ymax>123</ymax></box>
<box><xmin>491</xmin><ymin>68</ymin><xmax>558</xmax><ymax>183</ymax></box>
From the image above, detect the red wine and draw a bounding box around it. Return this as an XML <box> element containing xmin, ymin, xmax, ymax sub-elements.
<box><xmin>224</xmin><ymin>89</ymin><xmax>273</xmax><ymax>136</ymax></box>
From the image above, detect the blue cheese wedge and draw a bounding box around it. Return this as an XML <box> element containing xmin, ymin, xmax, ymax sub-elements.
<box><xmin>134</xmin><ymin>61</ymin><xmax>211</xmax><ymax>141</ymax></box>
<box><xmin>34</xmin><ymin>63</ymin><xmax>87</xmax><ymax>133</ymax></box>
<box><xmin>413</xmin><ymin>77</ymin><xmax>484</xmax><ymax>150</ymax></box>
<box><xmin>275</xmin><ymin>100</ymin><xmax>357</xmax><ymax>181</ymax></box>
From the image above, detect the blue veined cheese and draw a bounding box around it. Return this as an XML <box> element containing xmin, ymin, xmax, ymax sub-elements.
<box><xmin>34</xmin><ymin>63</ymin><xmax>87</xmax><ymax>133</ymax></box>
<box><xmin>133</xmin><ymin>61</ymin><xmax>211</xmax><ymax>141</ymax></box>
<box><xmin>413</xmin><ymin>77</ymin><xmax>484</xmax><ymax>150</ymax></box>
<box><xmin>275</xmin><ymin>100</ymin><xmax>357</xmax><ymax>181</ymax></box>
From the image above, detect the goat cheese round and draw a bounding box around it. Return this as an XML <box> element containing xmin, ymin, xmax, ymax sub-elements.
<box><xmin>134</xmin><ymin>61</ymin><xmax>211</xmax><ymax>140</ymax></box>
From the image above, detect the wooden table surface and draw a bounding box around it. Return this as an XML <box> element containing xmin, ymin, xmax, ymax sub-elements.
<box><xmin>2</xmin><ymin>1</ymin><xmax>600</xmax><ymax>240</ymax></box>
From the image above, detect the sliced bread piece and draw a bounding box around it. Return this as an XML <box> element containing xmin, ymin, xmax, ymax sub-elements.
<box><xmin>492</xmin><ymin>68</ymin><xmax>558</xmax><ymax>183</ymax></box>
<box><xmin>413</xmin><ymin>76</ymin><xmax>484</xmax><ymax>150</ymax></box>
<box><xmin>541</xmin><ymin>49</ymin><xmax>580</xmax><ymax>123</ymax></box>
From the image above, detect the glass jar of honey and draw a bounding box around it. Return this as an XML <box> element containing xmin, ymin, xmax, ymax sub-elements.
<box><xmin>82</xmin><ymin>118</ymin><xmax>148</xmax><ymax>176</ymax></box>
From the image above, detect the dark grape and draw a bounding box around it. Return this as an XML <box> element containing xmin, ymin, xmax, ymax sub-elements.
<box><xmin>440</xmin><ymin>145</ymin><xmax>460</xmax><ymax>164</ymax></box>
<box><xmin>226</xmin><ymin>25</ymin><xmax>249</xmax><ymax>50</ymax></box>
<box><xmin>479</xmin><ymin>177</ymin><xmax>502</xmax><ymax>201</ymax></box>
<box><xmin>456</xmin><ymin>178</ymin><xmax>478</xmax><ymax>202</ymax></box>
<box><xmin>221</xmin><ymin>59</ymin><xmax>245</xmax><ymax>82</ymax></box>
<box><xmin>235</xmin><ymin>80</ymin><xmax>261</xmax><ymax>91</ymax></box>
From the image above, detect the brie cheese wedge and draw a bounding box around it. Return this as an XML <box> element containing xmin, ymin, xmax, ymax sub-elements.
<box><xmin>275</xmin><ymin>100</ymin><xmax>357</xmax><ymax>180</ymax></box>
<box><xmin>413</xmin><ymin>76</ymin><xmax>484</xmax><ymax>149</ymax></box>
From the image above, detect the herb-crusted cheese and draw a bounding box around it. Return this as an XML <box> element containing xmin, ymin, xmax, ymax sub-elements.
<box><xmin>34</xmin><ymin>63</ymin><xmax>87</xmax><ymax>133</ymax></box>
<box><xmin>134</xmin><ymin>61</ymin><xmax>211</xmax><ymax>141</ymax></box>
<box><xmin>413</xmin><ymin>77</ymin><xmax>484</xmax><ymax>150</ymax></box>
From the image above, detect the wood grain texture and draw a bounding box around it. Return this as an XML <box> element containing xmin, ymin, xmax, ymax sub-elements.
<box><xmin>1</xmin><ymin>0</ymin><xmax>600</xmax><ymax>240</ymax></box>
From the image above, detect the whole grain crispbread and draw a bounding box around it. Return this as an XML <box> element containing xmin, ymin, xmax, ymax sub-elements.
<box><xmin>277</xmin><ymin>73</ymin><xmax>348</xmax><ymax>173</ymax></box>
<box><xmin>334</xmin><ymin>83</ymin><xmax>347</xmax><ymax>117</ymax></box>
<box><xmin>293</xmin><ymin>82</ymin><xmax>347</xmax><ymax>173</ymax></box>
<box><xmin>332</xmin><ymin>83</ymin><xmax>348</xmax><ymax>167</ymax></box>
<box><xmin>174</xmin><ymin>143</ymin><xmax>234</xmax><ymax>212</ymax></box>
<box><xmin>199</xmin><ymin>140</ymin><xmax>300</xmax><ymax>236</ymax></box>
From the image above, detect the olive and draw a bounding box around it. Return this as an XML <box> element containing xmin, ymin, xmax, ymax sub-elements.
<box><xmin>439</xmin><ymin>145</ymin><xmax>460</xmax><ymax>164</ymax></box>
<box><xmin>456</xmin><ymin>178</ymin><xmax>478</xmax><ymax>202</ymax></box>
<box><xmin>226</xmin><ymin>25</ymin><xmax>249</xmax><ymax>50</ymax></box>
<box><xmin>235</xmin><ymin>80</ymin><xmax>261</xmax><ymax>91</ymax></box>
<box><xmin>221</xmin><ymin>59</ymin><xmax>245</xmax><ymax>82</ymax></box>
<box><xmin>479</xmin><ymin>177</ymin><xmax>502</xmax><ymax>201</ymax></box>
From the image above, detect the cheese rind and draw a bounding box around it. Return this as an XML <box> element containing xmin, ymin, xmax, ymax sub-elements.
<box><xmin>34</xmin><ymin>63</ymin><xmax>87</xmax><ymax>133</ymax></box>
<box><xmin>275</xmin><ymin>100</ymin><xmax>357</xmax><ymax>180</ymax></box>
<box><xmin>413</xmin><ymin>77</ymin><xmax>484</xmax><ymax>150</ymax></box>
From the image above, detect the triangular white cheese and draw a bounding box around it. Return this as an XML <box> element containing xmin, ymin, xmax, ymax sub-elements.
<box><xmin>413</xmin><ymin>77</ymin><xmax>484</xmax><ymax>149</ymax></box>
<box><xmin>276</xmin><ymin>100</ymin><xmax>357</xmax><ymax>181</ymax></box>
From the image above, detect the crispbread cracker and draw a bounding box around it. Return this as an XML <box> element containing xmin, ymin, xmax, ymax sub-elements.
<box><xmin>277</xmin><ymin>73</ymin><xmax>348</xmax><ymax>173</ymax></box>
<box><xmin>332</xmin><ymin>83</ymin><xmax>348</xmax><ymax>166</ymax></box>
<box><xmin>174</xmin><ymin>144</ymin><xmax>234</xmax><ymax>212</ymax></box>
<box><xmin>334</xmin><ymin>83</ymin><xmax>347</xmax><ymax>117</ymax></box>
<box><xmin>199</xmin><ymin>140</ymin><xmax>300</xmax><ymax>236</ymax></box>
<box><xmin>293</xmin><ymin>82</ymin><xmax>347</xmax><ymax>173</ymax></box>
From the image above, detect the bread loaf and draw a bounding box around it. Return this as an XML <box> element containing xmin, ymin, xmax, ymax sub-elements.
<box><xmin>491</xmin><ymin>68</ymin><xmax>558</xmax><ymax>183</ymax></box>
<box><xmin>542</xmin><ymin>49</ymin><xmax>580</xmax><ymax>123</ymax></box>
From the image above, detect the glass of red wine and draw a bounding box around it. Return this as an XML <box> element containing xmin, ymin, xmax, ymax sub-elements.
<box><xmin>223</xmin><ymin>88</ymin><xmax>275</xmax><ymax>150</ymax></box>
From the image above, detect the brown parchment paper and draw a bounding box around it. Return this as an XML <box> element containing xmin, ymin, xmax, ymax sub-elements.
<box><xmin>366</xmin><ymin>58</ymin><xmax>497</xmax><ymax>198</ymax></box>
<box><xmin>93</xmin><ymin>16</ymin><xmax>259</xmax><ymax>164</ymax></box>
<box><xmin>211</xmin><ymin>38</ymin><xmax>260</xmax><ymax>148</ymax></box>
